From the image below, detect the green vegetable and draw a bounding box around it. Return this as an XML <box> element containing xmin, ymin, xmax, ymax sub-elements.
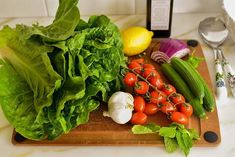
<box><xmin>161</xmin><ymin>63</ymin><xmax>207</xmax><ymax>119</ymax></box>
<box><xmin>132</xmin><ymin>123</ymin><xmax>161</xmax><ymax>134</ymax></box>
<box><xmin>171</xmin><ymin>57</ymin><xmax>205</xmax><ymax>103</ymax></box>
<box><xmin>186</xmin><ymin>49</ymin><xmax>204</xmax><ymax>68</ymax></box>
<box><xmin>0</xmin><ymin>60</ymin><xmax>46</xmax><ymax>140</ymax></box>
<box><xmin>0</xmin><ymin>0</ymin><xmax>126</xmax><ymax>140</ymax></box>
<box><xmin>201</xmin><ymin>80</ymin><xmax>215</xmax><ymax>112</ymax></box>
<box><xmin>186</xmin><ymin>63</ymin><xmax>215</xmax><ymax>112</ymax></box>
<box><xmin>132</xmin><ymin>123</ymin><xmax>200</xmax><ymax>156</ymax></box>
<box><xmin>17</xmin><ymin>0</ymin><xmax>80</xmax><ymax>42</ymax></box>
<box><xmin>164</xmin><ymin>137</ymin><xmax>178</xmax><ymax>153</ymax></box>
<box><xmin>159</xmin><ymin>126</ymin><xmax>176</xmax><ymax>138</ymax></box>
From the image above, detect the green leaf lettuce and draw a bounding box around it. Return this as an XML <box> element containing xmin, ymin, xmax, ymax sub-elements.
<box><xmin>0</xmin><ymin>0</ymin><xmax>126</xmax><ymax>140</ymax></box>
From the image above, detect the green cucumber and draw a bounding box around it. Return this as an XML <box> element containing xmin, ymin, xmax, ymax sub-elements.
<box><xmin>161</xmin><ymin>63</ymin><xmax>207</xmax><ymax>119</ymax></box>
<box><xmin>171</xmin><ymin>57</ymin><xmax>205</xmax><ymax>104</ymax></box>
<box><xmin>186</xmin><ymin>62</ymin><xmax>215</xmax><ymax>112</ymax></box>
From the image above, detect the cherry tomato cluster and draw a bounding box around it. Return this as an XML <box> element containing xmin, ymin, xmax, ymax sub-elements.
<box><xmin>123</xmin><ymin>58</ymin><xmax>193</xmax><ymax>125</ymax></box>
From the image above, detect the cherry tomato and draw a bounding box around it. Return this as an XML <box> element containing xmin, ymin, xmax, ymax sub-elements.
<box><xmin>142</xmin><ymin>68</ymin><xmax>159</xmax><ymax>79</ymax></box>
<box><xmin>161</xmin><ymin>84</ymin><xmax>176</xmax><ymax>96</ymax></box>
<box><xmin>134</xmin><ymin>96</ymin><xmax>145</xmax><ymax>112</ymax></box>
<box><xmin>131</xmin><ymin>112</ymin><xmax>147</xmax><ymax>125</ymax></box>
<box><xmin>134</xmin><ymin>81</ymin><xmax>149</xmax><ymax>95</ymax></box>
<box><xmin>170</xmin><ymin>93</ymin><xmax>186</xmax><ymax>105</ymax></box>
<box><xmin>128</xmin><ymin>61</ymin><xmax>142</xmax><ymax>74</ymax></box>
<box><xmin>149</xmin><ymin>91</ymin><xmax>159</xmax><ymax>104</ymax></box>
<box><xmin>123</xmin><ymin>72</ymin><xmax>137</xmax><ymax>87</ymax></box>
<box><xmin>132</xmin><ymin>58</ymin><xmax>145</xmax><ymax>65</ymax></box>
<box><xmin>179</xmin><ymin>103</ymin><xmax>193</xmax><ymax>117</ymax></box>
<box><xmin>143</xmin><ymin>63</ymin><xmax>155</xmax><ymax>70</ymax></box>
<box><xmin>160</xmin><ymin>101</ymin><xmax>176</xmax><ymax>114</ymax></box>
<box><xmin>158</xmin><ymin>91</ymin><xmax>167</xmax><ymax>104</ymax></box>
<box><xmin>150</xmin><ymin>91</ymin><xmax>167</xmax><ymax>104</ymax></box>
<box><xmin>170</xmin><ymin>111</ymin><xmax>189</xmax><ymax>125</ymax></box>
<box><xmin>149</xmin><ymin>77</ymin><xmax>164</xmax><ymax>89</ymax></box>
<box><xmin>144</xmin><ymin>103</ymin><xmax>158</xmax><ymax>115</ymax></box>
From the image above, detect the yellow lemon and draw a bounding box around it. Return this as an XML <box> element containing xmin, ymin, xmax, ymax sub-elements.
<box><xmin>121</xmin><ymin>26</ymin><xmax>153</xmax><ymax>56</ymax></box>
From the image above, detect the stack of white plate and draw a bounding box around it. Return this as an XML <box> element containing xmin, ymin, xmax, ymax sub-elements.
<box><xmin>222</xmin><ymin>0</ymin><xmax>235</xmax><ymax>42</ymax></box>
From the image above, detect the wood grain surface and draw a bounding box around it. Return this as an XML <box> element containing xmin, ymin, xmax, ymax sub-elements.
<box><xmin>12</xmin><ymin>40</ymin><xmax>221</xmax><ymax>146</ymax></box>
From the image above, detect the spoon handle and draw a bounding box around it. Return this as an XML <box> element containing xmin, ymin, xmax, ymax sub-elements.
<box><xmin>218</xmin><ymin>48</ymin><xmax>235</xmax><ymax>96</ymax></box>
<box><xmin>214</xmin><ymin>48</ymin><xmax>227</xmax><ymax>99</ymax></box>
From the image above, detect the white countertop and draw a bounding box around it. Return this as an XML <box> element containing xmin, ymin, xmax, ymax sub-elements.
<box><xmin>1</xmin><ymin>13</ymin><xmax>235</xmax><ymax>157</ymax></box>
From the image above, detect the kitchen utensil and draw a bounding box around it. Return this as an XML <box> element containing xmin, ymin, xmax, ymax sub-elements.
<box><xmin>219</xmin><ymin>48</ymin><xmax>235</xmax><ymax>96</ymax></box>
<box><xmin>198</xmin><ymin>17</ymin><xmax>229</xmax><ymax>99</ymax></box>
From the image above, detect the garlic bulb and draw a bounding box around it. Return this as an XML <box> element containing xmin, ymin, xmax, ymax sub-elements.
<box><xmin>103</xmin><ymin>91</ymin><xmax>134</xmax><ymax>124</ymax></box>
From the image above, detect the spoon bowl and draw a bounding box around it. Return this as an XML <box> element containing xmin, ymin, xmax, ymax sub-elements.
<box><xmin>199</xmin><ymin>17</ymin><xmax>229</xmax><ymax>48</ymax></box>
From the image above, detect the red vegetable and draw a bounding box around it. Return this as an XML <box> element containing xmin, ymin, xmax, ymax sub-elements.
<box><xmin>150</xmin><ymin>38</ymin><xmax>190</xmax><ymax>63</ymax></box>
<box><xmin>128</xmin><ymin>61</ymin><xmax>142</xmax><ymax>74</ymax></box>
<box><xmin>157</xmin><ymin>91</ymin><xmax>167</xmax><ymax>104</ymax></box>
<box><xmin>123</xmin><ymin>72</ymin><xmax>137</xmax><ymax>87</ymax></box>
<box><xmin>170</xmin><ymin>111</ymin><xmax>189</xmax><ymax>125</ymax></box>
<box><xmin>134</xmin><ymin>81</ymin><xmax>149</xmax><ymax>95</ymax></box>
<box><xmin>132</xmin><ymin>58</ymin><xmax>145</xmax><ymax>65</ymax></box>
<box><xmin>161</xmin><ymin>84</ymin><xmax>176</xmax><ymax>96</ymax></box>
<box><xmin>149</xmin><ymin>91</ymin><xmax>159</xmax><ymax>104</ymax></box>
<box><xmin>160</xmin><ymin>101</ymin><xmax>176</xmax><ymax>114</ymax></box>
<box><xmin>134</xmin><ymin>96</ymin><xmax>145</xmax><ymax>112</ymax></box>
<box><xmin>142</xmin><ymin>68</ymin><xmax>159</xmax><ymax>79</ymax></box>
<box><xmin>179</xmin><ymin>103</ymin><xmax>193</xmax><ymax>117</ymax></box>
<box><xmin>144</xmin><ymin>103</ymin><xmax>158</xmax><ymax>115</ymax></box>
<box><xmin>143</xmin><ymin>63</ymin><xmax>155</xmax><ymax>70</ymax></box>
<box><xmin>170</xmin><ymin>93</ymin><xmax>185</xmax><ymax>105</ymax></box>
<box><xmin>149</xmin><ymin>77</ymin><xmax>164</xmax><ymax>89</ymax></box>
<box><xmin>131</xmin><ymin>112</ymin><xmax>147</xmax><ymax>125</ymax></box>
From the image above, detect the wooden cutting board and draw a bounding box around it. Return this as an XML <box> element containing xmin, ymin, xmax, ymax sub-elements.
<box><xmin>12</xmin><ymin>40</ymin><xmax>221</xmax><ymax>146</ymax></box>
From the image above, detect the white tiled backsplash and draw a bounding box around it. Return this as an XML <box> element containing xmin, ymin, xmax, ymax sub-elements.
<box><xmin>0</xmin><ymin>0</ymin><xmax>223</xmax><ymax>17</ymax></box>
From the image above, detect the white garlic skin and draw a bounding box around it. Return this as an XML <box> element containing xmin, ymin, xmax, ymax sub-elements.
<box><xmin>103</xmin><ymin>91</ymin><xmax>134</xmax><ymax>124</ymax></box>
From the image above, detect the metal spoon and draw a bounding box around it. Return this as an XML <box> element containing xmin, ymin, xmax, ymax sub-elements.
<box><xmin>198</xmin><ymin>17</ymin><xmax>234</xmax><ymax>99</ymax></box>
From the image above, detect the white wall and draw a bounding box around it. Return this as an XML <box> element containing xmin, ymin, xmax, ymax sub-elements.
<box><xmin>0</xmin><ymin>0</ymin><xmax>223</xmax><ymax>18</ymax></box>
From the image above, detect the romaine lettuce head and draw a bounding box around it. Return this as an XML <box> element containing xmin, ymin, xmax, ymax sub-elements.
<box><xmin>0</xmin><ymin>0</ymin><xmax>126</xmax><ymax>140</ymax></box>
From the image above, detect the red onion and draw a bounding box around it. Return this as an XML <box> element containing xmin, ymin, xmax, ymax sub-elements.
<box><xmin>151</xmin><ymin>38</ymin><xmax>190</xmax><ymax>63</ymax></box>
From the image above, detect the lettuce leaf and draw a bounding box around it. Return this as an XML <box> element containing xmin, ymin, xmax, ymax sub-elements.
<box><xmin>16</xmin><ymin>0</ymin><xmax>80</xmax><ymax>42</ymax></box>
<box><xmin>0</xmin><ymin>27</ymin><xmax>62</xmax><ymax>113</ymax></box>
<box><xmin>0</xmin><ymin>60</ymin><xmax>46</xmax><ymax>140</ymax></box>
